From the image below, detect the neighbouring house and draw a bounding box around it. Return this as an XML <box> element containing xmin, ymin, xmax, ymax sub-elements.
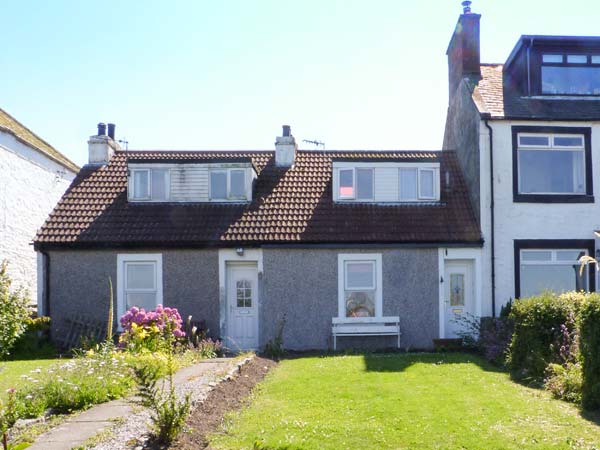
<box><xmin>34</xmin><ymin>123</ymin><xmax>482</xmax><ymax>351</ymax></box>
<box><xmin>0</xmin><ymin>108</ymin><xmax>78</xmax><ymax>302</ymax></box>
<box><xmin>443</xmin><ymin>2</ymin><xmax>600</xmax><ymax>316</ymax></box>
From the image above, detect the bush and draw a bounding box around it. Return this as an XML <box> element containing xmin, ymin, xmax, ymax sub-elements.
<box><xmin>133</xmin><ymin>321</ymin><xmax>190</xmax><ymax>444</ymax></box>
<box><xmin>9</xmin><ymin>316</ymin><xmax>54</xmax><ymax>360</ymax></box>
<box><xmin>453</xmin><ymin>314</ymin><xmax>513</xmax><ymax>366</ymax></box>
<box><xmin>119</xmin><ymin>305</ymin><xmax>185</xmax><ymax>352</ymax></box>
<box><xmin>508</xmin><ymin>291</ymin><xmax>582</xmax><ymax>383</ymax></box>
<box><xmin>0</xmin><ymin>261</ymin><xmax>31</xmax><ymax>360</ymax></box>
<box><xmin>544</xmin><ymin>362</ymin><xmax>583</xmax><ymax>404</ymax></box>
<box><xmin>196</xmin><ymin>338</ymin><xmax>223</xmax><ymax>359</ymax></box>
<box><xmin>579</xmin><ymin>294</ymin><xmax>600</xmax><ymax>410</ymax></box>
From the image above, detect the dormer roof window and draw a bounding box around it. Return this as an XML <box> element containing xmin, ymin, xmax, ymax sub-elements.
<box><xmin>333</xmin><ymin>162</ymin><xmax>440</xmax><ymax>203</ymax></box>
<box><xmin>128</xmin><ymin>162</ymin><xmax>255</xmax><ymax>203</ymax></box>
<box><xmin>542</xmin><ymin>53</ymin><xmax>600</xmax><ymax>95</ymax></box>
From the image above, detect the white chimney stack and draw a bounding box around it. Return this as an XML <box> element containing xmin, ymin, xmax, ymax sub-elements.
<box><xmin>88</xmin><ymin>122</ymin><xmax>119</xmax><ymax>165</ymax></box>
<box><xmin>275</xmin><ymin>124</ymin><xmax>297</xmax><ymax>167</ymax></box>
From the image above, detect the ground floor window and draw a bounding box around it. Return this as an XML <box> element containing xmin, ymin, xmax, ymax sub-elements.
<box><xmin>117</xmin><ymin>254</ymin><xmax>163</xmax><ymax>320</ymax></box>
<box><xmin>338</xmin><ymin>254</ymin><xmax>382</xmax><ymax>318</ymax></box>
<box><xmin>515</xmin><ymin>240</ymin><xmax>595</xmax><ymax>298</ymax></box>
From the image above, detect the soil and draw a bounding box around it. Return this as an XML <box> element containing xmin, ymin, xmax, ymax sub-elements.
<box><xmin>171</xmin><ymin>356</ymin><xmax>277</xmax><ymax>450</ymax></box>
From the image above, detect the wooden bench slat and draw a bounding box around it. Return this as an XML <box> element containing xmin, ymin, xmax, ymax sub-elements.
<box><xmin>331</xmin><ymin>316</ymin><xmax>401</xmax><ymax>350</ymax></box>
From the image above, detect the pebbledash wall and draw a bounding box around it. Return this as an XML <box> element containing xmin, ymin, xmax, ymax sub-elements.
<box><xmin>46</xmin><ymin>247</ymin><xmax>440</xmax><ymax>350</ymax></box>
<box><xmin>0</xmin><ymin>132</ymin><xmax>76</xmax><ymax>301</ymax></box>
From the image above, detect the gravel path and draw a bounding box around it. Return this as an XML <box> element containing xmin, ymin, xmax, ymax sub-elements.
<box><xmin>29</xmin><ymin>356</ymin><xmax>252</xmax><ymax>450</ymax></box>
<box><xmin>91</xmin><ymin>357</ymin><xmax>252</xmax><ymax>450</ymax></box>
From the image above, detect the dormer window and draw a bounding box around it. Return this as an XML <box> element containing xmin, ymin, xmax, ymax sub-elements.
<box><xmin>338</xmin><ymin>168</ymin><xmax>374</xmax><ymax>200</ymax></box>
<box><xmin>209</xmin><ymin>168</ymin><xmax>247</xmax><ymax>201</ymax></box>
<box><xmin>541</xmin><ymin>53</ymin><xmax>600</xmax><ymax>95</ymax></box>
<box><xmin>130</xmin><ymin>168</ymin><xmax>169</xmax><ymax>201</ymax></box>
<box><xmin>333</xmin><ymin>162</ymin><xmax>440</xmax><ymax>203</ymax></box>
<box><xmin>128</xmin><ymin>162</ymin><xmax>254</xmax><ymax>203</ymax></box>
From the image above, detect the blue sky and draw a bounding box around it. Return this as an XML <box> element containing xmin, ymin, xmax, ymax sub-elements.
<box><xmin>4</xmin><ymin>0</ymin><xmax>600</xmax><ymax>166</ymax></box>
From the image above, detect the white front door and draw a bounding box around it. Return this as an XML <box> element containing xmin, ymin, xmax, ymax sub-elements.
<box><xmin>226</xmin><ymin>263</ymin><xmax>259</xmax><ymax>350</ymax></box>
<box><xmin>444</xmin><ymin>260</ymin><xmax>474</xmax><ymax>338</ymax></box>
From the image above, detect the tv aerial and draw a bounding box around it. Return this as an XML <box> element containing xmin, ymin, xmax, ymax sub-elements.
<box><xmin>302</xmin><ymin>139</ymin><xmax>325</xmax><ymax>149</ymax></box>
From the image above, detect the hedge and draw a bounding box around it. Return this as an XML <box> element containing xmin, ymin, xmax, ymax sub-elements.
<box><xmin>508</xmin><ymin>292</ymin><xmax>582</xmax><ymax>383</ymax></box>
<box><xmin>579</xmin><ymin>294</ymin><xmax>600</xmax><ymax>410</ymax></box>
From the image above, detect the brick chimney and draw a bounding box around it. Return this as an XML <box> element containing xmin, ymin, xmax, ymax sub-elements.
<box><xmin>275</xmin><ymin>125</ymin><xmax>297</xmax><ymax>167</ymax></box>
<box><xmin>88</xmin><ymin>122</ymin><xmax>120</xmax><ymax>165</ymax></box>
<box><xmin>446</xmin><ymin>1</ymin><xmax>481</xmax><ymax>102</ymax></box>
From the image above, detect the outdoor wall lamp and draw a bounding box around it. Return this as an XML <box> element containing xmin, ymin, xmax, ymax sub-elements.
<box><xmin>236</xmin><ymin>247</ymin><xmax>244</xmax><ymax>256</ymax></box>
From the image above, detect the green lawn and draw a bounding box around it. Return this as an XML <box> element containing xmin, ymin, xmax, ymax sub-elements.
<box><xmin>210</xmin><ymin>353</ymin><xmax>600</xmax><ymax>450</ymax></box>
<box><xmin>0</xmin><ymin>359</ymin><xmax>63</xmax><ymax>399</ymax></box>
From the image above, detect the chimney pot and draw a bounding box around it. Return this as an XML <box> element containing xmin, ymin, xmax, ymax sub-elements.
<box><xmin>97</xmin><ymin>122</ymin><xmax>106</xmax><ymax>136</ymax></box>
<box><xmin>107</xmin><ymin>123</ymin><xmax>116</xmax><ymax>140</ymax></box>
<box><xmin>462</xmin><ymin>1</ymin><xmax>472</xmax><ymax>14</ymax></box>
<box><xmin>282</xmin><ymin>125</ymin><xmax>291</xmax><ymax>137</ymax></box>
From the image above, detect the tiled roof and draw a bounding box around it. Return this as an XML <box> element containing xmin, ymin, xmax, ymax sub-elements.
<box><xmin>34</xmin><ymin>150</ymin><xmax>481</xmax><ymax>248</ymax></box>
<box><xmin>0</xmin><ymin>108</ymin><xmax>79</xmax><ymax>172</ymax></box>
<box><xmin>475</xmin><ymin>64</ymin><xmax>600</xmax><ymax>120</ymax></box>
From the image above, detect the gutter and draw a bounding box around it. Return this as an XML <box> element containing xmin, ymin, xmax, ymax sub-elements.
<box><xmin>483</xmin><ymin>117</ymin><xmax>496</xmax><ymax>318</ymax></box>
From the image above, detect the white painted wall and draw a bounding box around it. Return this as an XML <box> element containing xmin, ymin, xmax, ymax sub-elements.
<box><xmin>0</xmin><ymin>131</ymin><xmax>76</xmax><ymax>304</ymax></box>
<box><xmin>481</xmin><ymin>120</ymin><xmax>600</xmax><ymax>314</ymax></box>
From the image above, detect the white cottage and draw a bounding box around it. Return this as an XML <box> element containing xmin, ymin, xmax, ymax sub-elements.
<box><xmin>0</xmin><ymin>108</ymin><xmax>78</xmax><ymax>302</ymax></box>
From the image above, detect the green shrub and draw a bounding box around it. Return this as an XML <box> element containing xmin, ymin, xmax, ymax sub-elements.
<box><xmin>508</xmin><ymin>291</ymin><xmax>582</xmax><ymax>383</ymax></box>
<box><xmin>544</xmin><ymin>362</ymin><xmax>583</xmax><ymax>404</ymax></box>
<box><xmin>10</xmin><ymin>316</ymin><xmax>55</xmax><ymax>360</ymax></box>
<box><xmin>133</xmin><ymin>322</ymin><xmax>190</xmax><ymax>445</ymax></box>
<box><xmin>579</xmin><ymin>294</ymin><xmax>600</xmax><ymax>410</ymax></box>
<box><xmin>0</xmin><ymin>261</ymin><xmax>31</xmax><ymax>360</ymax></box>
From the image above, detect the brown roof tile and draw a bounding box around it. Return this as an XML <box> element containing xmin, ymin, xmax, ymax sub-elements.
<box><xmin>34</xmin><ymin>150</ymin><xmax>481</xmax><ymax>248</ymax></box>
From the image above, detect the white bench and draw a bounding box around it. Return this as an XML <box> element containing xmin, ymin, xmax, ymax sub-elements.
<box><xmin>331</xmin><ymin>316</ymin><xmax>401</xmax><ymax>351</ymax></box>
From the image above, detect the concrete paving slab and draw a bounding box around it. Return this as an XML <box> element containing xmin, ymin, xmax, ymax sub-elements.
<box><xmin>26</xmin><ymin>357</ymin><xmax>238</xmax><ymax>450</ymax></box>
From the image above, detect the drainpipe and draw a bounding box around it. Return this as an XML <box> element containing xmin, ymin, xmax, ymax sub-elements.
<box><xmin>484</xmin><ymin>118</ymin><xmax>496</xmax><ymax>318</ymax></box>
<box><xmin>40</xmin><ymin>250</ymin><xmax>51</xmax><ymax>317</ymax></box>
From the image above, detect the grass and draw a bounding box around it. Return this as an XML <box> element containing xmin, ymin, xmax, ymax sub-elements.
<box><xmin>0</xmin><ymin>359</ymin><xmax>63</xmax><ymax>398</ymax></box>
<box><xmin>210</xmin><ymin>353</ymin><xmax>600</xmax><ymax>450</ymax></box>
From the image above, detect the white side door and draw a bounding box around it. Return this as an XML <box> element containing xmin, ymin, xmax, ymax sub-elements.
<box><xmin>226</xmin><ymin>264</ymin><xmax>259</xmax><ymax>350</ymax></box>
<box><xmin>444</xmin><ymin>260</ymin><xmax>474</xmax><ymax>338</ymax></box>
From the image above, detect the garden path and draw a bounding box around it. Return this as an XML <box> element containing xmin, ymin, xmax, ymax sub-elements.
<box><xmin>28</xmin><ymin>357</ymin><xmax>241</xmax><ymax>450</ymax></box>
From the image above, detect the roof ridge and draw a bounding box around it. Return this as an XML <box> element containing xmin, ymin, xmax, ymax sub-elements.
<box><xmin>0</xmin><ymin>107</ymin><xmax>79</xmax><ymax>172</ymax></box>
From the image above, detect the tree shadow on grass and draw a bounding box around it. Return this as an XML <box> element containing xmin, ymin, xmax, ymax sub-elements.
<box><xmin>362</xmin><ymin>351</ymin><xmax>507</xmax><ymax>374</ymax></box>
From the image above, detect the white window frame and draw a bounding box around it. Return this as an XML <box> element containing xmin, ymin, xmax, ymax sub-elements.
<box><xmin>418</xmin><ymin>168</ymin><xmax>436</xmax><ymax>200</ymax></box>
<box><xmin>116</xmin><ymin>254</ymin><xmax>163</xmax><ymax>328</ymax></box>
<box><xmin>337</xmin><ymin>253</ymin><xmax>383</xmax><ymax>320</ymax></box>
<box><xmin>209</xmin><ymin>168</ymin><xmax>248</xmax><ymax>201</ymax></box>
<box><xmin>129</xmin><ymin>168</ymin><xmax>171</xmax><ymax>202</ymax></box>
<box><xmin>130</xmin><ymin>169</ymin><xmax>151</xmax><ymax>201</ymax></box>
<box><xmin>333</xmin><ymin>162</ymin><xmax>440</xmax><ymax>203</ymax></box>
<box><xmin>517</xmin><ymin>132</ymin><xmax>586</xmax><ymax>195</ymax></box>
<box><xmin>338</xmin><ymin>168</ymin><xmax>356</xmax><ymax>200</ymax></box>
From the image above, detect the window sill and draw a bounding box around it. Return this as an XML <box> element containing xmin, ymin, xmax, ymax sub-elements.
<box><xmin>513</xmin><ymin>194</ymin><xmax>594</xmax><ymax>204</ymax></box>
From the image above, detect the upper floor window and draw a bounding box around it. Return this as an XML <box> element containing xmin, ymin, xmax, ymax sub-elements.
<box><xmin>512</xmin><ymin>127</ymin><xmax>593</xmax><ymax>203</ymax></box>
<box><xmin>130</xmin><ymin>168</ymin><xmax>169</xmax><ymax>201</ymax></box>
<box><xmin>542</xmin><ymin>53</ymin><xmax>600</xmax><ymax>95</ymax></box>
<box><xmin>333</xmin><ymin>163</ymin><xmax>439</xmax><ymax>203</ymax></box>
<box><xmin>210</xmin><ymin>168</ymin><xmax>247</xmax><ymax>201</ymax></box>
<box><xmin>339</xmin><ymin>168</ymin><xmax>374</xmax><ymax>200</ymax></box>
<box><xmin>128</xmin><ymin>163</ymin><xmax>254</xmax><ymax>203</ymax></box>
